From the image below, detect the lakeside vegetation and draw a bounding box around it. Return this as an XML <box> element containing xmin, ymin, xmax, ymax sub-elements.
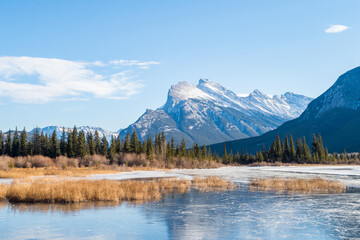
<box><xmin>0</xmin><ymin>127</ymin><xmax>358</xmax><ymax>172</ymax></box>
<box><xmin>0</xmin><ymin>177</ymin><xmax>235</xmax><ymax>203</ymax></box>
<box><xmin>250</xmin><ymin>177</ymin><xmax>345</xmax><ymax>193</ymax></box>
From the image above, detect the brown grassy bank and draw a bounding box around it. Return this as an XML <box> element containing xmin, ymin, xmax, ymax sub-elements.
<box><xmin>250</xmin><ymin>177</ymin><xmax>345</xmax><ymax>193</ymax></box>
<box><xmin>1</xmin><ymin>177</ymin><xmax>235</xmax><ymax>203</ymax></box>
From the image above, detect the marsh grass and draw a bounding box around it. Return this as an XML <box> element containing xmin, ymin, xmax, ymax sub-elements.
<box><xmin>192</xmin><ymin>176</ymin><xmax>235</xmax><ymax>191</ymax></box>
<box><xmin>0</xmin><ymin>168</ymin><xmax>119</xmax><ymax>179</ymax></box>
<box><xmin>1</xmin><ymin>177</ymin><xmax>235</xmax><ymax>203</ymax></box>
<box><xmin>250</xmin><ymin>177</ymin><xmax>345</xmax><ymax>193</ymax></box>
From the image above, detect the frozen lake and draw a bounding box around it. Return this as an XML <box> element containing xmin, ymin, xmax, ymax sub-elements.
<box><xmin>1</xmin><ymin>166</ymin><xmax>360</xmax><ymax>239</ymax></box>
<box><xmin>1</xmin><ymin>187</ymin><xmax>359</xmax><ymax>240</ymax></box>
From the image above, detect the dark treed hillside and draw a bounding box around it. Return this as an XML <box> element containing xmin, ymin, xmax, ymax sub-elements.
<box><xmin>209</xmin><ymin>66</ymin><xmax>360</xmax><ymax>155</ymax></box>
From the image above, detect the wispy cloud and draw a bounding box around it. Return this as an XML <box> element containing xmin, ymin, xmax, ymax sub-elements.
<box><xmin>109</xmin><ymin>59</ymin><xmax>160</xmax><ymax>69</ymax></box>
<box><xmin>0</xmin><ymin>56</ymin><xmax>159</xmax><ymax>103</ymax></box>
<box><xmin>325</xmin><ymin>25</ymin><xmax>350</xmax><ymax>33</ymax></box>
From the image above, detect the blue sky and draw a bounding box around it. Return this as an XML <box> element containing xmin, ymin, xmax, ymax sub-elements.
<box><xmin>0</xmin><ymin>0</ymin><xmax>359</xmax><ymax>131</ymax></box>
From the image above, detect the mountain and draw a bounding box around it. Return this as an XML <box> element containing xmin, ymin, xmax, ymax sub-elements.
<box><xmin>28</xmin><ymin>126</ymin><xmax>118</xmax><ymax>142</ymax></box>
<box><xmin>120</xmin><ymin>79</ymin><xmax>312</xmax><ymax>146</ymax></box>
<box><xmin>209</xmin><ymin>66</ymin><xmax>360</xmax><ymax>154</ymax></box>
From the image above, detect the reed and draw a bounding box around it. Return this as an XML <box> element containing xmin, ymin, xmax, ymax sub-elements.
<box><xmin>2</xmin><ymin>177</ymin><xmax>235</xmax><ymax>203</ymax></box>
<box><xmin>250</xmin><ymin>177</ymin><xmax>345</xmax><ymax>193</ymax></box>
<box><xmin>192</xmin><ymin>176</ymin><xmax>235</xmax><ymax>191</ymax></box>
<box><xmin>0</xmin><ymin>168</ymin><xmax>119</xmax><ymax>179</ymax></box>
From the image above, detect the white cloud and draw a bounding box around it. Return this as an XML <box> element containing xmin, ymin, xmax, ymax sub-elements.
<box><xmin>325</xmin><ymin>25</ymin><xmax>350</xmax><ymax>33</ymax></box>
<box><xmin>0</xmin><ymin>56</ymin><xmax>158</xmax><ymax>103</ymax></box>
<box><xmin>109</xmin><ymin>59</ymin><xmax>160</xmax><ymax>69</ymax></box>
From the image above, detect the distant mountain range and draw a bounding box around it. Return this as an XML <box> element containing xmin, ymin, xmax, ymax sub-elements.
<box><xmin>119</xmin><ymin>79</ymin><xmax>312</xmax><ymax>145</ymax></box>
<box><xmin>3</xmin><ymin>79</ymin><xmax>312</xmax><ymax>146</ymax></box>
<box><xmin>209</xmin><ymin>66</ymin><xmax>360</xmax><ymax>154</ymax></box>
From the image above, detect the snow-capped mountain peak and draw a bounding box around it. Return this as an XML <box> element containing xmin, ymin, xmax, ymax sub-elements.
<box><xmin>121</xmin><ymin>79</ymin><xmax>313</xmax><ymax>145</ymax></box>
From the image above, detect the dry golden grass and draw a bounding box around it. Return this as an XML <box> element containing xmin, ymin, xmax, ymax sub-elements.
<box><xmin>250</xmin><ymin>177</ymin><xmax>345</xmax><ymax>193</ymax></box>
<box><xmin>0</xmin><ymin>184</ymin><xmax>9</xmax><ymax>200</ymax></box>
<box><xmin>4</xmin><ymin>178</ymin><xmax>193</xmax><ymax>203</ymax></box>
<box><xmin>0</xmin><ymin>168</ymin><xmax>119</xmax><ymax>179</ymax></box>
<box><xmin>192</xmin><ymin>176</ymin><xmax>235</xmax><ymax>192</ymax></box>
<box><xmin>1</xmin><ymin>176</ymin><xmax>235</xmax><ymax>203</ymax></box>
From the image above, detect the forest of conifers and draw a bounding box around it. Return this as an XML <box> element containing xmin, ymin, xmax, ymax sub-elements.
<box><xmin>0</xmin><ymin>126</ymin><xmax>357</xmax><ymax>165</ymax></box>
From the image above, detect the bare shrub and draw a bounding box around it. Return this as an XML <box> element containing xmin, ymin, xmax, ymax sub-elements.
<box><xmin>55</xmin><ymin>156</ymin><xmax>79</xmax><ymax>168</ymax></box>
<box><xmin>0</xmin><ymin>156</ymin><xmax>13</xmax><ymax>170</ymax></box>
<box><xmin>114</xmin><ymin>153</ymin><xmax>147</xmax><ymax>167</ymax></box>
<box><xmin>80</xmin><ymin>155</ymin><xmax>109</xmax><ymax>167</ymax></box>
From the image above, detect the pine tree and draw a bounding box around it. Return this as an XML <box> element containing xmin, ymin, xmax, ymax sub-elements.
<box><xmin>295</xmin><ymin>138</ymin><xmax>303</xmax><ymax>163</ymax></box>
<box><xmin>19</xmin><ymin>128</ymin><xmax>27</xmax><ymax>156</ymax></box>
<box><xmin>40</xmin><ymin>132</ymin><xmax>49</xmax><ymax>157</ymax></box>
<box><xmin>123</xmin><ymin>133</ymin><xmax>130</xmax><ymax>153</ymax></box>
<box><xmin>101</xmin><ymin>136</ymin><xmax>108</xmax><ymax>157</ymax></box>
<box><xmin>284</xmin><ymin>136</ymin><xmax>290</xmax><ymax>162</ymax></box>
<box><xmin>77</xmin><ymin>131</ymin><xmax>87</xmax><ymax>158</ymax></box>
<box><xmin>0</xmin><ymin>131</ymin><xmax>4</xmax><ymax>155</ymax></box>
<box><xmin>11</xmin><ymin>128</ymin><xmax>20</xmax><ymax>157</ymax></box>
<box><xmin>87</xmin><ymin>132</ymin><xmax>96</xmax><ymax>155</ymax></box>
<box><xmin>115</xmin><ymin>134</ymin><xmax>121</xmax><ymax>154</ymax></box>
<box><xmin>146</xmin><ymin>136</ymin><xmax>154</xmax><ymax>161</ymax></box>
<box><xmin>303</xmin><ymin>136</ymin><xmax>312</xmax><ymax>163</ymax></box>
<box><xmin>71</xmin><ymin>126</ymin><xmax>78</xmax><ymax>157</ymax></box>
<box><xmin>49</xmin><ymin>130</ymin><xmax>60</xmax><ymax>158</ymax></box>
<box><xmin>94</xmin><ymin>130</ymin><xmax>101</xmax><ymax>154</ymax></box>
<box><xmin>222</xmin><ymin>144</ymin><xmax>228</xmax><ymax>164</ymax></box>
<box><xmin>33</xmin><ymin>128</ymin><xmax>41</xmax><ymax>155</ymax></box>
<box><xmin>275</xmin><ymin>134</ymin><xmax>282</xmax><ymax>161</ymax></box>
<box><xmin>259</xmin><ymin>151</ymin><xmax>264</xmax><ymax>162</ymax></box>
<box><xmin>67</xmin><ymin>130</ymin><xmax>74</xmax><ymax>157</ymax></box>
<box><xmin>5</xmin><ymin>130</ymin><xmax>11</xmax><ymax>156</ymax></box>
<box><xmin>130</xmin><ymin>130</ymin><xmax>139</xmax><ymax>153</ymax></box>
<box><xmin>289</xmin><ymin>135</ymin><xmax>296</xmax><ymax>161</ymax></box>
<box><xmin>60</xmin><ymin>127</ymin><xmax>67</xmax><ymax>156</ymax></box>
<box><xmin>109</xmin><ymin>136</ymin><xmax>116</xmax><ymax>162</ymax></box>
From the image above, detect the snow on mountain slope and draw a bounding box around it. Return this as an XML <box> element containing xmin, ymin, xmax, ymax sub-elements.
<box><xmin>121</xmin><ymin>79</ymin><xmax>313</xmax><ymax>145</ymax></box>
<box><xmin>29</xmin><ymin>126</ymin><xmax>118</xmax><ymax>142</ymax></box>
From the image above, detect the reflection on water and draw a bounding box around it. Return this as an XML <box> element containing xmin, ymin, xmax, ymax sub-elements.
<box><xmin>1</xmin><ymin>187</ymin><xmax>360</xmax><ymax>240</ymax></box>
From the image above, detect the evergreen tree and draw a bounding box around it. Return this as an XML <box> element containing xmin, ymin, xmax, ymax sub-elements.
<box><xmin>130</xmin><ymin>130</ymin><xmax>139</xmax><ymax>153</ymax></box>
<box><xmin>77</xmin><ymin>131</ymin><xmax>87</xmax><ymax>158</ymax></box>
<box><xmin>19</xmin><ymin>128</ymin><xmax>27</xmax><ymax>156</ymax></box>
<box><xmin>94</xmin><ymin>130</ymin><xmax>101</xmax><ymax>154</ymax></box>
<box><xmin>60</xmin><ymin>127</ymin><xmax>67</xmax><ymax>156</ymax></box>
<box><xmin>49</xmin><ymin>130</ymin><xmax>60</xmax><ymax>158</ymax></box>
<box><xmin>87</xmin><ymin>132</ymin><xmax>96</xmax><ymax>155</ymax></box>
<box><xmin>40</xmin><ymin>132</ymin><xmax>49</xmax><ymax>157</ymax></box>
<box><xmin>123</xmin><ymin>133</ymin><xmax>131</xmax><ymax>153</ymax></box>
<box><xmin>71</xmin><ymin>126</ymin><xmax>78</xmax><ymax>157</ymax></box>
<box><xmin>275</xmin><ymin>134</ymin><xmax>282</xmax><ymax>160</ymax></box>
<box><xmin>146</xmin><ymin>136</ymin><xmax>154</xmax><ymax>161</ymax></box>
<box><xmin>67</xmin><ymin>130</ymin><xmax>74</xmax><ymax>157</ymax></box>
<box><xmin>109</xmin><ymin>136</ymin><xmax>116</xmax><ymax>162</ymax></box>
<box><xmin>12</xmin><ymin>128</ymin><xmax>20</xmax><ymax>157</ymax></box>
<box><xmin>289</xmin><ymin>135</ymin><xmax>296</xmax><ymax>161</ymax></box>
<box><xmin>101</xmin><ymin>136</ymin><xmax>108</xmax><ymax>157</ymax></box>
<box><xmin>222</xmin><ymin>144</ymin><xmax>228</xmax><ymax>164</ymax></box>
<box><xmin>115</xmin><ymin>134</ymin><xmax>121</xmax><ymax>154</ymax></box>
<box><xmin>303</xmin><ymin>136</ymin><xmax>312</xmax><ymax>163</ymax></box>
<box><xmin>5</xmin><ymin>130</ymin><xmax>11</xmax><ymax>156</ymax></box>
<box><xmin>33</xmin><ymin>128</ymin><xmax>41</xmax><ymax>155</ymax></box>
<box><xmin>283</xmin><ymin>136</ymin><xmax>290</xmax><ymax>162</ymax></box>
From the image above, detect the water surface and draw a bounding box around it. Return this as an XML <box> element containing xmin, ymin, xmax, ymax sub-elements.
<box><xmin>1</xmin><ymin>187</ymin><xmax>359</xmax><ymax>240</ymax></box>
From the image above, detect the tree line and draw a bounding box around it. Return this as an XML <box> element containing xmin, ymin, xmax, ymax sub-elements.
<box><xmin>0</xmin><ymin>127</ymin><xmax>216</xmax><ymax>164</ymax></box>
<box><xmin>0</xmin><ymin>127</ymin><xmax>356</xmax><ymax>165</ymax></box>
<box><xmin>222</xmin><ymin>133</ymin><xmax>355</xmax><ymax>164</ymax></box>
